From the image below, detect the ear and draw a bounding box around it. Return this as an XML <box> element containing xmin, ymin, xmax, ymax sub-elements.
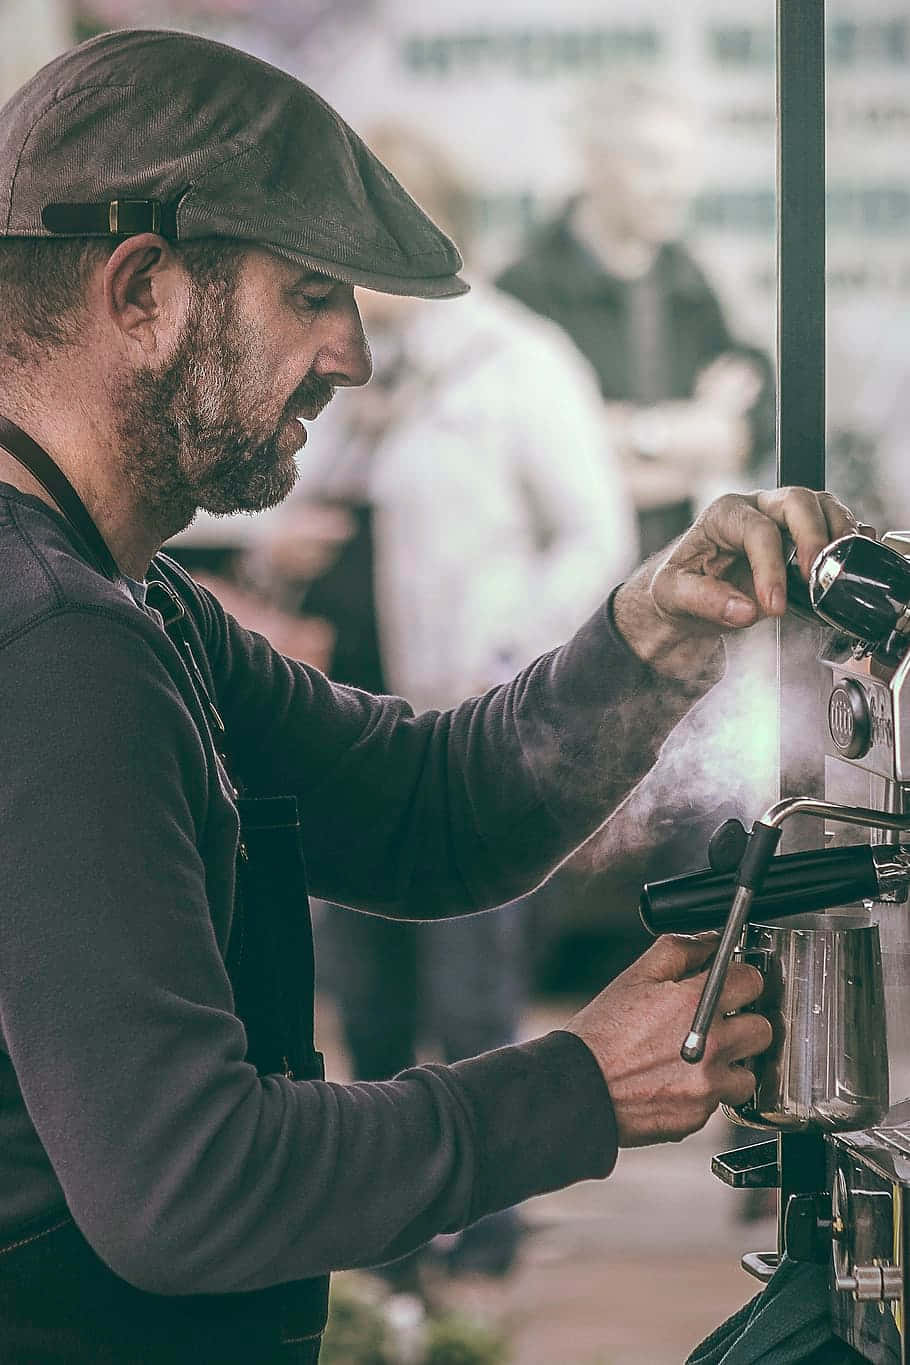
<box><xmin>101</xmin><ymin>233</ymin><xmax>190</xmax><ymax>358</ymax></box>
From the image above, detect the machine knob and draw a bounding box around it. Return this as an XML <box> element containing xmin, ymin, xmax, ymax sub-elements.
<box><xmin>836</xmin><ymin>1263</ymin><xmax>902</xmax><ymax>1301</ymax></box>
<box><xmin>828</xmin><ymin>679</ymin><xmax>872</xmax><ymax>759</ymax></box>
<box><xmin>784</xmin><ymin>1193</ymin><xmax>832</xmax><ymax>1264</ymax></box>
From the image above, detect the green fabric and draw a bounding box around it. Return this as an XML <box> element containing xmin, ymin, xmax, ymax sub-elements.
<box><xmin>686</xmin><ymin>1258</ymin><xmax>865</xmax><ymax>1365</ymax></box>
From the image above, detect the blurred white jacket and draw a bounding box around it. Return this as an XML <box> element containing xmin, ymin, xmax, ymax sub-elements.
<box><xmin>292</xmin><ymin>283</ymin><xmax>638</xmax><ymax>711</ymax></box>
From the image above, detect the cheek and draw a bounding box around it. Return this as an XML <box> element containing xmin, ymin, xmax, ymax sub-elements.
<box><xmin>242</xmin><ymin>340</ymin><xmax>299</xmax><ymax>417</ymax></box>
<box><xmin>264</xmin><ymin>327</ymin><xmax>317</xmax><ymax>402</ymax></box>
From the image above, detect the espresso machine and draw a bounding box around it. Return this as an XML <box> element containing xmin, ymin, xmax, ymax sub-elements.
<box><xmin>641</xmin><ymin>531</ymin><xmax>910</xmax><ymax>1365</ymax></box>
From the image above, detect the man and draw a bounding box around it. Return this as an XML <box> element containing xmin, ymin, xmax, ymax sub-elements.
<box><xmin>0</xmin><ymin>28</ymin><xmax>853</xmax><ymax>1365</ymax></box>
<box><xmin>497</xmin><ymin>78</ymin><xmax>775</xmax><ymax>558</ymax></box>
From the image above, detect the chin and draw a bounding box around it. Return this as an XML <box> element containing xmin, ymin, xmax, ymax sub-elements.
<box><xmin>198</xmin><ymin>460</ymin><xmax>298</xmax><ymax>518</ymax></box>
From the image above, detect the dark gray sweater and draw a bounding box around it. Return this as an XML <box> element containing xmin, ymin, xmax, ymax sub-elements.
<box><xmin>0</xmin><ymin>482</ymin><xmax>718</xmax><ymax>1296</ymax></box>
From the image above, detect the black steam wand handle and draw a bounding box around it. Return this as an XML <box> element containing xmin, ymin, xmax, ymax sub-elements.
<box><xmin>680</xmin><ymin>797</ymin><xmax>910</xmax><ymax>1065</ymax></box>
<box><xmin>641</xmin><ymin>843</ymin><xmax>887</xmax><ymax>936</ymax></box>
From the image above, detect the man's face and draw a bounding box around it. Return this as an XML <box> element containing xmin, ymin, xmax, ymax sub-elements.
<box><xmin>115</xmin><ymin>248</ymin><xmax>372</xmax><ymax>524</ymax></box>
<box><xmin>584</xmin><ymin>109</ymin><xmax>701</xmax><ymax>247</ymax></box>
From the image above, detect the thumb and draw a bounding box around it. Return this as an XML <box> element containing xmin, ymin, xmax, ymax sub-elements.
<box><xmin>635</xmin><ymin>932</ymin><xmax>719</xmax><ymax>983</ymax></box>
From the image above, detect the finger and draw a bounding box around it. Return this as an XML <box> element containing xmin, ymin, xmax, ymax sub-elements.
<box><xmin>694</xmin><ymin>497</ymin><xmax>788</xmax><ymax>618</ymax></box>
<box><xmin>635</xmin><ymin>932</ymin><xmax>719</xmax><ymax>983</ymax></box>
<box><xmin>735</xmin><ymin>503</ymin><xmax>792</xmax><ymax>616</ymax></box>
<box><xmin>651</xmin><ymin>561</ymin><xmax>760</xmax><ymax>630</ymax></box>
<box><xmin>715</xmin><ymin>1060</ymin><xmax>761</xmax><ymax>1108</ymax></box>
<box><xmin>755</xmin><ymin>488</ymin><xmax>857</xmax><ymax>580</ymax></box>
<box><xmin>858</xmin><ymin>522</ymin><xmax>877</xmax><ymax>540</ymax></box>
<box><xmin>710</xmin><ymin>1010</ymin><xmax>773</xmax><ymax>1063</ymax></box>
<box><xmin>717</xmin><ymin>961</ymin><xmax>765</xmax><ymax>1014</ymax></box>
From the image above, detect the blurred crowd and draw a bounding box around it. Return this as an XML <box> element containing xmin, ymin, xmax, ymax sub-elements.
<box><xmin>165</xmin><ymin>75</ymin><xmax>902</xmax><ymax>1287</ymax></box>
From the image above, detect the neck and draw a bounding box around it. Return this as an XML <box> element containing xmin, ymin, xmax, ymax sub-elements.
<box><xmin>0</xmin><ymin>400</ymin><xmax>182</xmax><ymax>580</ymax></box>
<box><xmin>571</xmin><ymin>199</ymin><xmax>660</xmax><ymax>280</ymax></box>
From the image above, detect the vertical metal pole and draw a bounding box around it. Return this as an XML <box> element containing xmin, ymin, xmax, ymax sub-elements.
<box><xmin>776</xmin><ymin>0</ymin><xmax>827</xmax><ymax>851</ymax></box>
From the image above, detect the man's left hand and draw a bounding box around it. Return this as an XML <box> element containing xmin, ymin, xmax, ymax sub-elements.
<box><xmin>613</xmin><ymin>488</ymin><xmax>860</xmax><ymax>678</ymax></box>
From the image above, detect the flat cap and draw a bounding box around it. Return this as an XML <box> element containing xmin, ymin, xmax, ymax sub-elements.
<box><xmin>0</xmin><ymin>27</ymin><xmax>469</xmax><ymax>299</ymax></box>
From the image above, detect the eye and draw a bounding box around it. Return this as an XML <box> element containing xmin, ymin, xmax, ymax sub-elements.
<box><xmin>292</xmin><ymin>287</ymin><xmax>334</xmax><ymax>314</ymax></box>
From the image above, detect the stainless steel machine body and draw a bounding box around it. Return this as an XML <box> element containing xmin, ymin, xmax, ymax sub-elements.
<box><xmin>819</xmin><ymin>534</ymin><xmax>910</xmax><ymax>1362</ymax></box>
<box><xmin>827</xmin><ymin>1128</ymin><xmax>909</xmax><ymax>1365</ymax></box>
<box><xmin>641</xmin><ymin>531</ymin><xmax>910</xmax><ymax>1362</ymax></box>
<box><xmin>705</xmin><ymin>2</ymin><xmax>910</xmax><ymax>1357</ymax></box>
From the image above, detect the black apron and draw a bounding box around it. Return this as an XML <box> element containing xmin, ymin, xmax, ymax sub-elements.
<box><xmin>0</xmin><ymin>419</ymin><xmax>330</xmax><ymax>1362</ymax></box>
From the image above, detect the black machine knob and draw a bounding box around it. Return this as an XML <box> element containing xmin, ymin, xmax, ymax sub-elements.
<box><xmin>828</xmin><ymin>679</ymin><xmax>872</xmax><ymax>759</ymax></box>
<box><xmin>707</xmin><ymin>818</ymin><xmax>749</xmax><ymax>873</ymax></box>
<box><xmin>784</xmin><ymin>1193</ymin><xmax>833</xmax><ymax>1265</ymax></box>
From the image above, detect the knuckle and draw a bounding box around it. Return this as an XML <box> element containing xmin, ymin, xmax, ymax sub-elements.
<box><xmin>820</xmin><ymin>491</ymin><xmax>858</xmax><ymax>522</ymax></box>
<box><xmin>705</xmin><ymin>494</ymin><xmax>742</xmax><ymax>530</ymax></box>
<box><xmin>730</xmin><ymin>961</ymin><xmax>762</xmax><ymax>989</ymax></box>
<box><xmin>714</xmin><ymin>493</ymin><xmax>740</xmax><ymax>513</ymax></box>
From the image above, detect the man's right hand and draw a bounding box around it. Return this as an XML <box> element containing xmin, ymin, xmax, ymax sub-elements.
<box><xmin>565</xmin><ymin>934</ymin><xmax>772</xmax><ymax>1146</ymax></box>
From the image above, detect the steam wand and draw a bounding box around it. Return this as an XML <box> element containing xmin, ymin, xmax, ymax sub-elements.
<box><xmin>680</xmin><ymin>797</ymin><xmax>910</xmax><ymax>1064</ymax></box>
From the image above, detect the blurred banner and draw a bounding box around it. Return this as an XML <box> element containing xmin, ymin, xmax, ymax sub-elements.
<box><xmin>0</xmin><ymin>0</ymin><xmax>70</xmax><ymax>100</ymax></box>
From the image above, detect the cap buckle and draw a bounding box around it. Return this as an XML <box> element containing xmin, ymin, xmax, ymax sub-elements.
<box><xmin>108</xmin><ymin>200</ymin><xmax>161</xmax><ymax>235</ymax></box>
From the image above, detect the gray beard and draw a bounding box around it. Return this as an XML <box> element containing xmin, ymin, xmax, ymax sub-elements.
<box><xmin>112</xmin><ymin>285</ymin><xmax>323</xmax><ymax>539</ymax></box>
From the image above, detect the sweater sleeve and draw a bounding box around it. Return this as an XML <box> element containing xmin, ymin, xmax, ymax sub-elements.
<box><xmin>0</xmin><ymin>607</ymin><xmax>615</xmax><ymax>1296</ymax></box>
<box><xmin>199</xmin><ymin>581</ymin><xmax>725</xmax><ymax>918</ymax></box>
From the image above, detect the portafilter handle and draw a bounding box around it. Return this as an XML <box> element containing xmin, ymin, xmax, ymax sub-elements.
<box><xmin>681</xmin><ymin>797</ymin><xmax>910</xmax><ymax>1064</ymax></box>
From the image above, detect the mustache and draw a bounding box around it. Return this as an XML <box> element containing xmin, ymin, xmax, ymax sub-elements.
<box><xmin>284</xmin><ymin>373</ymin><xmax>336</xmax><ymax>421</ymax></box>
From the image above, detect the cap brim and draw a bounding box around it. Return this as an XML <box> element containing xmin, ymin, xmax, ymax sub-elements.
<box><xmin>265</xmin><ymin>242</ymin><xmax>470</xmax><ymax>299</ymax></box>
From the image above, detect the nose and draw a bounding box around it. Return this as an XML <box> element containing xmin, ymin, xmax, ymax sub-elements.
<box><xmin>313</xmin><ymin>290</ymin><xmax>373</xmax><ymax>389</ymax></box>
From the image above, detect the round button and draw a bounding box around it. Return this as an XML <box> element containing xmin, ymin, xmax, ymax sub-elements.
<box><xmin>828</xmin><ymin>679</ymin><xmax>872</xmax><ymax>759</ymax></box>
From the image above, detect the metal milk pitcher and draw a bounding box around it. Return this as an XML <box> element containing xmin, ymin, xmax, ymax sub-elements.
<box><xmin>724</xmin><ymin>913</ymin><xmax>889</xmax><ymax>1132</ymax></box>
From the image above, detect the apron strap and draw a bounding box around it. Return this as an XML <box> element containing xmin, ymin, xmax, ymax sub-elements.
<box><xmin>0</xmin><ymin>414</ymin><xmax>120</xmax><ymax>580</ymax></box>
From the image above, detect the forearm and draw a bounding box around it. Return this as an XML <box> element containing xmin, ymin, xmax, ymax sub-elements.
<box><xmin>495</xmin><ymin>591</ymin><xmax>724</xmax><ymax>852</ymax></box>
<box><xmin>206</xmin><ymin>578</ymin><xmax>722</xmax><ymax>917</ymax></box>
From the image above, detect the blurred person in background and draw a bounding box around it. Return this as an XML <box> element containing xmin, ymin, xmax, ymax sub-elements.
<box><xmin>260</xmin><ymin>121</ymin><xmax>637</xmax><ymax>1285</ymax></box>
<box><xmin>497</xmin><ymin>78</ymin><xmax>775</xmax><ymax>558</ymax></box>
